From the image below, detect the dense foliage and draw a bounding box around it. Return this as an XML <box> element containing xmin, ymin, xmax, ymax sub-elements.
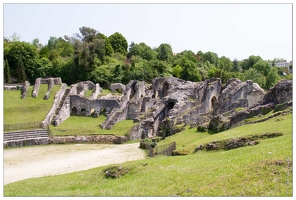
<box><xmin>3</xmin><ymin>27</ymin><xmax>292</xmax><ymax>89</ymax></box>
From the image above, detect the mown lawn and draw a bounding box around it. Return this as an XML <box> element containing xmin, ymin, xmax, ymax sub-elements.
<box><xmin>4</xmin><ymin>84</ymin><xmax>61</xmax><ymax>125</ymax></box>
<box><xmin>4</xmin><ymin>112</ymin><xmax>292</xmax><ymax>196</ymax></box>
<box><xmin>49</xmin><ymin>115</ymin><xmax>135</xmax><ymax>136</ymax></box>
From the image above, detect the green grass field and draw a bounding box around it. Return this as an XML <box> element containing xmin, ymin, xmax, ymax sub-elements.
<box><xmin>4</xmin><ymin>85</ymin><xmax>61</xmax><ymax>125</ymax></box>
<box><xmin>49</xmin><ymin>116</ymin><xmax>135</xmax><ymax>136</ymax></box>
<box><xmin>4</xmin><ymin>111</ymin><xmax>292</xmax><ymax>196</ymax></box>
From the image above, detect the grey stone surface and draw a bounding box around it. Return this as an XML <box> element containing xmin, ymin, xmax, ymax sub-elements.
<box><xmin>21</xmin><ymin>81</ymin><xmax>30</xmax><ymax>99</ymax></box>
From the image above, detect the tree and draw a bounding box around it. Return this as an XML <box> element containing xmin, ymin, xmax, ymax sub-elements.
<box><xmin>253</xmin><ymin>60</ymin><xmax>271</xmax><ymax>76</ymax></box>
<box><xmin>5</xmin><ymin>41</ymin><xmax>38</xmax><ymax>83</ymax></box>
<box><xmin>32</xmin><ymin>38</ymin><xmax>43</xmax><ymax>50</ymax></box>
<box><xmin>108</xmin><ymin>32</ymin><xmax>128</xmax><ymax>56</ymax></box>
<box><xmin>156</xmin><ymin>43</ymin><xmax>173</xmax><ymax>62</ymax></box>
<box><xmin>266</xmin><ymin>67</ymin><xmax>280</xmax><ymax>89</ymax></box>
<box><xmin>232</xmin><ymin>58</ymin><xmax>241</xmax><ymax>72</ymax></box>
<box><xmin>172</xmin><ymin>65</ymin><xmax>182</xmax><ymax>78</ymax></box>
<box><xmin>4</xmin><ymin>58</ymin><xmax>11</xmax><ymax>83</ymax></box>
<box><xmin>241</xmin><ymin>55</ymin><xmax>262</xmax><ymax>71</ymax></box>
<box><xmin>180</xmin><ymin>60</ymin><xmax>202</xmax><ymax>82</ymax></box>
<box><xmin>97</xmin><ymin>33</ymin><xmax>114</xmax><ymax>60</ymax></box>
<box><xmin>218</xmin><ymin>56</ymin><xmax>233</xmax><ymax>71</ymax></box>
<box><xmin>127</xmin><ymin>42</ymin><xmax>156</xmax><ymax>61</ymax></box>
<box><xmin>242</xmin><ymin>68</ymin><xmax>266</xmax><ymax>88</ymax></box>
<box><xmin>202</xmin><ymin>51</ymin><xmax>219</xmax><ymax>67</ymax></box>
<box><xmin>9</xmin><ymin>32</ymin><xmax>21</xmax><ymax>42</ymax></box>
<box><xmin>16</xmin><ymin>57</ymin><xmax>26</xmax><ymax>82</ymax></box>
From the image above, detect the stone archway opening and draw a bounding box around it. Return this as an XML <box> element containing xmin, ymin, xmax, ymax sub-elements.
<box><xmin>211</xmin><ymin>96</ymin><xmax>217</xmax><ymax>110</ymax></box>
<box><xmin>100</xmin><ymin>108</ymin><xmax>106</xmax><ymax>116</ymax></box>
<box><xmin>80</xmin><ymin>108</ymin><xmax>86</xmax><ymax>116</ymax></box>
<box><xmin>71</xmin><ymin>107</ymin><xmax>77</xmax><ymax>116</ymax></box>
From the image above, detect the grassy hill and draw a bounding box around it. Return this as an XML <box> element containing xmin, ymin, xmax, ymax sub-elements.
<box><xmin>4</xmin><ymin>110</ymin><xmax>292</xmax><ymax>196</ymax></box>
<box><xmin>4</xmin><ymin>85</ymin><xmax>61</xmax><ymax>125</ymax></box>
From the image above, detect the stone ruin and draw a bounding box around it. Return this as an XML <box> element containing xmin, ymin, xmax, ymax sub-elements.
<box><xmin>24</xmin><ymin>76</ymin><xmax>292</xmax><ymax>140</ymax></box>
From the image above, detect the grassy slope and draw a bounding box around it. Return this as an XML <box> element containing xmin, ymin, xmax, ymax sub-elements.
<box><xmin>49</xmin><ymin>116</ymin><xmax>135</xmax><ymax>136</ymax></box>
<box><xmin>4</xmin><ymin>112</ymin><xmax>292</xmax><ymax>196</ymax></box>
<box><xmin>4</xmin><ymin>85</ymin><xmax>61</xmax><ymax>124</ymax></box>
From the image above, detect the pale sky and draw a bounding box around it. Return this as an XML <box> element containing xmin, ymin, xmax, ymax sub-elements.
<box><xmin>2</xmin><ymin>2</ymin><xmax>293</xmax><ymax>61</ymax></box>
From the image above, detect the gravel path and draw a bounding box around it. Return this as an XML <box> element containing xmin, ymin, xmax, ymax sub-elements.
<box><xmin>4</xmin><ymin>143</ymin><xmax>146</xmax><ymax>185</ymax></box>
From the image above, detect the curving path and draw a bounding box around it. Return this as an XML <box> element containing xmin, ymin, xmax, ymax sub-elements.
<box><xmin>4</xmin><ymin>143</ymin><xmax>146</xmax><ymax>185</ymax></box>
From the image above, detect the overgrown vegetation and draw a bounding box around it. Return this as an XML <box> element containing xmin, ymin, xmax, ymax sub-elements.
<box><xmin>4</xmin><ymin>27</ymin><xmax>292</xmax><ymax>90</ymax></box>
<box><xmin>4</xmin><ymin>112</ymin><xmax>292</xmax><ymax>196</ymax></box>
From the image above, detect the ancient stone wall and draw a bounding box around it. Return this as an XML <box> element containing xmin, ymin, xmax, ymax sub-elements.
<box><xmin>41</xmin><ymin>83</ymin><xmax>67</xmax><ymax>128</ymax></box>
<box><xmin>70</xmin><ymin>95</ymin><xmax>120</xmax><ymax>116</ymax></box>
<box><xmin>111</xmin><ymin>83</ymin><xmax>126</xmax><ymax>93</ymax></box>
<box><xmin>32</xmin><ymin>77</ymin><xmax>62</xmax><ymax>98</ymax></box>
<box><xmin>49</xmin><ymin>135</ymin><xmax>127</xmax><ymax>144</ymax></box>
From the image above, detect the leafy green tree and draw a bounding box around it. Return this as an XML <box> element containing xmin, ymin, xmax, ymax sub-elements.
<box><xmin>156</xmin><ymin>43</ymin><xmax>173</xmax><ymax>62</ymax></box>
<box><xmin>35</xmin><ymin>57</ymin><xmax>53</xmax><ymax>78</ymax></box>
<box><xmin>241</xmin><ymin>55</ymin><xmax>262</xmax><ymax>71</ymax></box>
<box><xmin>180</xmin><ymin>60</ymin><xmax>202</xmax><ymax>82</ymax></box>
<box><xmin>202</xmin><ymin>51</ymin><xmax>219</xmax><ymax>67</ymax></box>
<box><xmin>32</xmin><ymin>38</ymin><xmax>43</xmax><ymax>50</ymax></box>
<box><xmin>108</xmin><ymin>32</ymin><xmax>128</xmax><ymax>56</ymax></box>
<box><xmin>5</xmin><ymin>41</ymin><xmax>38</xmax><ymax>83</ymax></box>
<box><xmin>218</xmin><ymin>56</ymin><xmax>233</xmax><ymax>71</ymax></box>
<box><xmin>16</xmin><ymin>57</ymin><xmax>26</xmax><ymax>82</ymax></box>
<box><xmin>172</xmin><ymin>65</ymin><xmax>182</xmax><ymax>78</ymax></box>
<box><xmin>242</xmin><ymin>68</ymin><xmax>266</xmax><ymax>88</ymax></box>
<box><xmin>4</xmin><ymin>58</ymin><xmax>11</xmax><ymax>83</ymax></box>
<box><xmin>253</xmin><ymin>60</ymin><xmax>271</xmax><ymax>76</ymax></box>
<box><xmin>97</xmin><ymin>33</ymin><xmax>114</xmax><ymax>61</ymax></box>
<box><xmin>127</xmin><ymin>42</ymin><xmax>156</xmax><ymax>61</ymax></box>
<box><xmin>266</xmin><ymin>67</ymin><xmax>280</xmax><ymax>89</ymax></box>
<box><xmin>232</xmin><ymin>58</ymin><xmax>241</xmax><ymax>72</ymax></box>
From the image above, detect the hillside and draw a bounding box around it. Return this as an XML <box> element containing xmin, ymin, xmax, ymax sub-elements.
<box><xmin>4</xmin><ymin>110</ymin><xmax>292</xmax><ymax>196</ymax></box>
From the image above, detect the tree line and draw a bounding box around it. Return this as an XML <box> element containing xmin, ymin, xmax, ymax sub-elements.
<box><xmin>3</xmin><ymin>26</ymin><xmax>292</xmax><ymax>90</ymax></box>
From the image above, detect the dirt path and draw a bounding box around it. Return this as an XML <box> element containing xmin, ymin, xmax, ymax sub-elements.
<box><xmin>4</xmin><ymin>143</ymin><xmax>146</xmax><ymax>185</ymax></box>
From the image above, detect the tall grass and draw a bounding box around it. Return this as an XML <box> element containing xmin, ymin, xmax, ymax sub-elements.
<box><xmin>4</xmin><ymin>85</ymin><xmax>61</xmax><ymax>125</ymax></box>
<box><xmin>4</xmin><ymin>113</ymin><xmax>292</xmax><ymax>196</ymax></box>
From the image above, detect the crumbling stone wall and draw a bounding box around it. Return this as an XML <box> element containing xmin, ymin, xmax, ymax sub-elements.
<box><xmin>41</xmin><ymin>83</ymin><xmax>67</xmax><ymax>128</ymax></box>
<box><xmin>89</xmin><ymin>83</ymin><xmax>102</xmax><ymax>100</ymax></box>
<box><xmin>213</xmin><ymin>79</ymin><xmax>265</xmax><ymax>116</ymax></box>
<box><xmin>32</xmin><ymin>77</ymin><xmax>62</xmax><ymax>98</ymax></box>
<box><xmin>111</xmin><ymin>83</ymin><xmax>126</xmax><ymax>93</ymax></box>
<box><xmin>70</xmin><ymin>95</ymin><xmax>120</xmax><ymax>116</ymax></box>
<box><xmin>43</xmin><ymin>78</ymin><xmax>55</xmax><ymax>100</ymax></box>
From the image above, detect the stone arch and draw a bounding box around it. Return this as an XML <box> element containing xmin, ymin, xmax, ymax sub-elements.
<box><xmin>211</xmin><ymin>96</ymin><xmax>217</xmax><ymax>110</ymax></box>
<box><xmin>80</xmin><ymin>108</ymin><xmax>86</xmax><ymax>116</ymax></box>
<box><xmin>71</xmin><ymin>107</ymin><xmax>77</xmax><ymax>115</ymax></box>
<box><xmin>100</xmin><ymin>108</ymin><xmax>106</xmax><ymax>116</ymax></box>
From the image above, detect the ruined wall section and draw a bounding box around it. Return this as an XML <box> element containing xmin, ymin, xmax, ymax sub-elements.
<box><xmin>32</xmin><ymin>77</ymin><xmax>62</xmax><ymax>98</ymax></box>
<box><xmin>213</xmin><ymin>78</ymin><xmax>265</xmax><ymax>116</ymax></box>
<box><xmin>70</xmin><ymin>95</ymin><xmax>120</xmax><ymax>116</ymax></box>
<box><xmin>41</xmin><ymin>83</ymin><xmax>67</xmax><ymax>128</ymax></box>
<box><xmin>100</xmin><ymin>81</ymin><xmax>146</xmax><ymax>130</ymax></box>
<box><xmin>89</xmin><ymin>83</ymin><xmax>102</xmax><ymax>100</ymax></box>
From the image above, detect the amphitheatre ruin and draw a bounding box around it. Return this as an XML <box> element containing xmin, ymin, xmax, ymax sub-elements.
<box><xmin>3</xmin><ymin>76</ymin><xmax>293</xmax><ymax>148</ymax></box>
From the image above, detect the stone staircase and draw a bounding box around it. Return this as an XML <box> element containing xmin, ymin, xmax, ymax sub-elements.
<box><xmin>55</xmin><ymin>88</ymin><xmax>70</xmax><ymax>116</ymax></box>
<box><xmin>3</xmin><ymin>129</ymin><xmax>50</xmax><ymax>148</ymax></box>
